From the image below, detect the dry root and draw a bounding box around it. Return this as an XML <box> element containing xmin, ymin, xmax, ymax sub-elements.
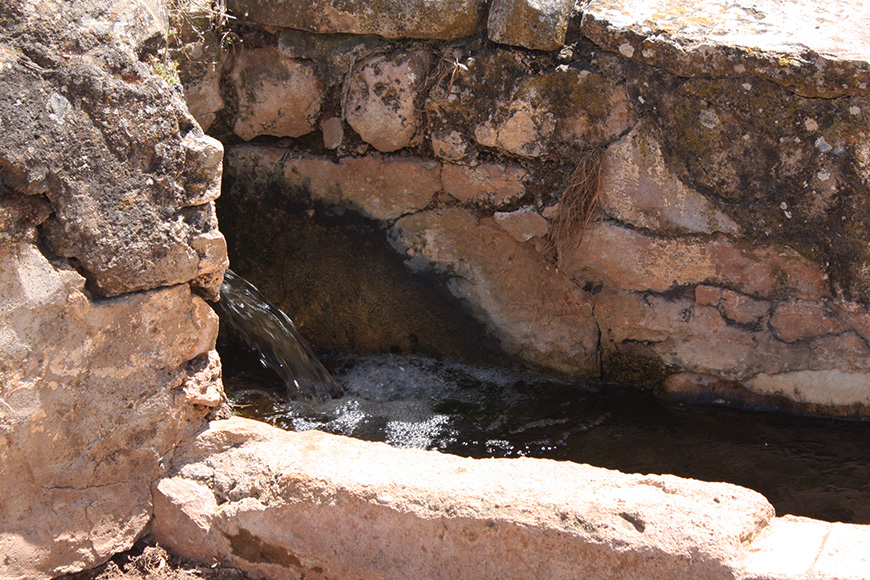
<box><xmin>544</xmin><ymin>148</ymin><xmax>605</xmax><ymax>268</ymax></box>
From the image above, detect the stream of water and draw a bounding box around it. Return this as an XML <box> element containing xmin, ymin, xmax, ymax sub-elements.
<box><xmin>218</xmin><ymin>272</ymin><xmax>870</xmax><ymax>525</ymax></box>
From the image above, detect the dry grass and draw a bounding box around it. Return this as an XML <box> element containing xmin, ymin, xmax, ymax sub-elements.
<box><xmin>543</xmin><ymin>147</ymin><xmax>605</xmax><ymax>268</ymax></box>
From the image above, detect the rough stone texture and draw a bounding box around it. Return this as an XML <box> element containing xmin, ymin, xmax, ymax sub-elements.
<box><xmin>176</xmin><ymin>33</ymin><xmax>225</xmax><ymax>132</ymax></box>
<box><xmin>581</xmin><ymin>0</ymin><xmax>870</xmax><ymax>99</ymax></box>
<box><xmin>441</xmin><ymin>162</ymin><xmax>528</xmax><ymax>207</ymax></box>
<box><xmin>601</xmin><ymin>121</ymin><xmax>739</xmax><ymax>235</ymax></box>
<box><xmin>488</xmin><ymin>0</ymin><xmax>576</xmax><ymax>51</ymax></box>
<box><xmin>0</xmin><ymin>243</ymin><xmax>222</xmax><ymax>579</ymax></box>
<box><xmin>393</xmin><ymin>208</ymin><xmax>600</xmax><ymax>375</ymax></box>
<box><xmin>471</xmin><ymin>67</ymin><xmax>635</xmax><ymax>156</ymax></box>
<box><xmin>740</xmin><ymin>515</ymin><xmax>870</xmax><ymax>580</ymax></box>
<box><xmin>230</xmin><ymin>47</ymin><xmax>324</xmax><ymax>141</ymax></box>
<box><xmin>0</xmin><ymin>2</ymin><xmax>228</xmax><ymax>577</ymax></box>
<box><xmin>225</xmin><ymin>0</ymin><xmax>486</xmax><ymax>40</ymax></box>
<box><xmin>345</xmin><ymin>50</ymin><xmax>430</xmax><ymax>153</ymax></box>
<box><xmin>562</xmin><ymin>222</ymin><xmax>829</xmax><ymax>301</ymax></box>
<box><xmin>494</xmin><ymin>206</ymin><xmax>549</xmax><ymax>243</ymax></box>
<box><xmin>153</xmin><ymin>417</ymin><xmax>776</xmax><ymax>580</ymax></box>
<box><xmin>0</xmin><ymin>2</ymin><xmax>227</xmax><ymax>299</ymax></box>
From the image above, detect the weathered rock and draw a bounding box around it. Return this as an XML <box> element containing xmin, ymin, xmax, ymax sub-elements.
<box><xmin>152</xmin><ymin>417</ymin><xmax>775</xmax><ymax>580</ymax></box>
<box><xmin>601</xmin><ymin>121</ymin><xmax>739</xmax><ymax>235</ymax></box>
<box><xmin>494</xmin><ymin>206</ymin><xmax>549</xmax><ymax>243</ymax></box>
<box><xmin>650</xmin><ymin>76</ymin><xmax>870</xmax><ymax>302</ymax></box>
<box><xmin>472</xmin><ymin>68</ymin><xmax>636</xmax><ymax>156</ymax></box>
<box><xmin>488</xmin><ymin>0</ymin><xmax>575</xmax><ymax>51</ymax></box>
<box><xmin>0</xmin><ymin>3</ymin><xmax>228</xmax><ymax>577</ymax></box>
<box><xmin>320</xmin><ymin>116</ymin><xmax>344</xmax><ymax>149</ymax></box>
<box><xmin>175</xmin><ymin>34</ymin><xmax>225</xmax><ymax>132</ymax></box>
<box><xmin>345</xmin><ymin>51</ymin><xmax>430</xmax><ymax>152</ymax></box>
<box><xmin>695</xmin><ymin>286</ymin><xmax>771</xmax><ymax>326</ymax></box>
<box><xmin>769</xmin><ymin>300</ymin><xmax>846</xmax><ymax>343</ymax></box>
<box><xmin>581</xmin><ymin>0</ymin><xmax>870</xmax><ymax>99</ymax></box>
<box><xmin>441</xmin><ymin>162</ymin><xmax>528</xmax><ymax>207</ymax></box>
<box><xmin>0</xmin><ymin>243</ymin><xmax>222</xmax><ymax>579</ymax></box>
<box><xmin>0</xmin><ymin>3</ymin><xmax>227</xmax><ymax>299</ymax></box>
<box><xmin>562</xmin><ymin>222</ymin><xmax>829</xmax><ymax>301</ymax></box>
<box><xmin>431</xmin><ymin>127</ymin><xmax>476</xmax><ymax>161</ymax></box>
<box><xmin>746</xmin><ymin>371</ymin><xmax>870</xmax><ymax>415</ymax></box>
<box><xmin>225</xmin><ymin>0</ymin><xmax>486</xmax><ymax>40</ymax></box>
<box><xmin>230</xmin><ymin>47</ymin><xmax>324</xmax><ymax>141</ymax></box>
<box><xmin>393</xmin><ymin>208</ymin><xmax>599</xmax><ymax>375</ymax></box>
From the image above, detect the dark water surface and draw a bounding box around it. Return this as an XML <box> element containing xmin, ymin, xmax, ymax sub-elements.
<box><xmin>221</xmin><ymin>346</ymin><xmax>870</xmax><ymax>525</ymax></box>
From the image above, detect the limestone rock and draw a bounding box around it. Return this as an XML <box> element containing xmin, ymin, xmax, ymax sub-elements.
<box><xmin>431</xmin><ymin>127</ymin><xmax>475</xmax><ymax>161</ymax></box>
<box><xmin>345</xmin><ymin>51</ymin><xmax>430</xmax><ymax>153</ymax></box>
<box><xmin>746</xmin><ymin>371</ymin><xmax>870</xmax><ymax>413</ymax></box>
<box><xmin>176</xmin><ymin>33</ymin><xmax>225</xmax><ymax>132</ymax></box>
<box><xmin>471</xmin><ymin>68</ymin><xmax>635</xmax><ymax>156</ymax></box>
<box><xmin>152</xmin><ymin>417</ymin><xmax>775</xmax><ymax>580</ymax></box>
<box><xmin>393</xmin><ymin>208</ymin><xmax>599</xmax><ymax>375</ymax></box>
<box><xmin>581</xmin><ymin>0</ymin><xmax>870</xmax><ymax>99</ymax></box>
<box><xmin>231</xmin><ymin>47</ymin><xmax>324</xmax><ymax>141</ymax></box>
<box><xmin>494</xmin><ymin>206</ymin><xmax>549</xmax><ymax>242</ymax></box>
<box><xmin>0</xmin><ymin>3</ymin><xmax>227</xmax><ymax>298</ymax></box>
<box><xmin>320</xmin><ymin>117</ymin><xmax>344</xmax><ymax>149</ymax></box>
<box><xmin>0</xmin><ymin>243</ymin><xmax>222</xmax><ymax>579</ymax></box>
<box><xmin>649</xmin><ymin>75</ymin><xmax>870</xmax><ymax>301</ymax></box>
<box><xmin>225</xmin><ymin>0</ymin><xmax>486</xmax><ymax>40</ymax></box>
<box><xmin>601</xmin><ymin>122</ymin><xmax>739</xmax><ymax>235</ymax></box>
<box><xmin>442</xmin><ymin>162</ymin><xmax>528</xmax><ymax>207</ymax></box>
<box><xmin>769</xmin><ymin>300</ymin><xmax>846</xmax><ymax>343</ymax></box>
<box><xmin>488</xmin><ymin>0</ymin><xmax>575</xmax><ymax>51</ymax></box>
<box><xmin>562</xmin><ymin>222</ymin><xmax>829</xmax><ymax>301</ymax></box>
<box><xmin>279</xmin><ymin>153</ymin><xmax>442</xmax><ymax>220</ymax></box>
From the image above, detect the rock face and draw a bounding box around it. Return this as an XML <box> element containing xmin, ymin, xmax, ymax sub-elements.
<box><xmin>488</xmin><ymin>0</ymin><xmax>576</xmax><ymax>51</ymax></box>
<box><xmin>0</xmin><ymin>1</ymin><xmax>228</xmax><ymax>577</ymax></box>
<box><xmin>225</xmin><ymin>0</ymin><xmax>486</xmax><ymax>40</ymax></box>
<box><xmin>215</xmin><ymin>0</ymin><xmax>870</xmax><ymax>417</ymax></box>
<box><xmin>152</xmin><ymin>417</ymin><xmax>777</xmax><ymax>580</ymax></box>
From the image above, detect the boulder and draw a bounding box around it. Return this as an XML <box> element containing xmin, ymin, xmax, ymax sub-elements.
<box><xmin>152</xmin><ymin>417</ymin><xmax>776</xmax><ymax>580</ymax></box>
<box><xmin>488</xmin><ymin>0</ymin><xmax>576</xmax><ymax>51</ymax></box>
<box><xmin>0</xmin><ymin>2</ymin><xmax>228</xmax><ymax>577</ymax></box>
<box><xmin>345</xmin><ymin>50</ymin><xmax>431</xmax><ymax>153</ymax></box>
<box><xmin>0</xmin><ymin>243</ymin><xmax>222</xmax><ymax>579</ymax></box>
<box><xmin>0</xmin><ymin>3</ymin><xmax>226</xmax><ymax>298</ymax></box>
<box><xmin>225</xmin><ymin>0</ymin><xmax>486</xmax><ymax>40</ymax></box>
<box><xmin>230</xmin><ymin>47</ymin><xmax>324</xmax><ymax>141</ymax></box>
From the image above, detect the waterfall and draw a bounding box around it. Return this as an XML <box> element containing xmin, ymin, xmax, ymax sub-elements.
<box><xmin>216</xmin><ymin>270</ymin><xmax>342</xmax><ymax>403</ymax></box>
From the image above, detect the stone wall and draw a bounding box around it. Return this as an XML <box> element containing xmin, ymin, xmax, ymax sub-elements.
<box><xmin>202</xmin><ymin>0</ymin><xmax>870</xmax><ymax>417</ymax></box>
<box><xmin>0</xmin><ymin>1</ymin><xmax>228</xmax><ymax>577</ymax></box>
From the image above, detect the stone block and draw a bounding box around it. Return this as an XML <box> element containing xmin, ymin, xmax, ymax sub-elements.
<box><xmin>152</xmin><ymin>417</ymin><xmax>776</xmax><ymax>580</ymax></box>
<box><xmin>581</xmin><ymin>0</ymin><xmax>870</xmax><ymax>98</ymax></box>
<box><xmin>488</xmin><ymin>0</ymin><xmax>575</xmax><ymax>51</ymax></box>
<box><xmin>345</xmin><ymin>51</ymin><xmax>431</xmax><ymax>152</ymax></box>
<box><xmin>441</xmin><ymin>162</ymin><xmax>528</xmax><ymax>207</ymax></box>
<box><xmin>226</xmin><ymin>0</ymin><xmax>486</xmax><ymax>40</ymax></box>
<box><xmin>231</xmin><ymin>47</ymin><xmax>324</xmax><ymax>141</ymax></box>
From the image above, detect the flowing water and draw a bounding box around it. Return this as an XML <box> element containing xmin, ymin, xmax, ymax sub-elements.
<box><xmin>218</xmin><ymin>273</ymin><xmax>870</xmax><ymax>525</ymax></box>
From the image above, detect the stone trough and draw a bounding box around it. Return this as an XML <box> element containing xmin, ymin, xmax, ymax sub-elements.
<box><xmin>2</xmin><ymin>0</ymin><xmax>870</xmax><ymax>579</ymax></box>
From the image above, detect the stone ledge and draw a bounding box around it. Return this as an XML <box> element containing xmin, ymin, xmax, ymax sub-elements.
<box><xmin>581</xmin><ymin>0</ymin><xmax>870</xmax><ymax>98</ymax></box>
<box><xmin>153</xmin><ymin>417</ymin><xmax>787</xmax><ymax>580</ymax></box>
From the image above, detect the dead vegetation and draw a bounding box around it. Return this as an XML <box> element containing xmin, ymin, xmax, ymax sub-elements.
<box><xmin>543</xmin><ymin>147</ymin><xmax>605</xmax><ymax>268</ymax></box>
<box><xmin>60</xmin><ymin>542</ymin><xmax>252</xmax><ymax>580</ymax></box>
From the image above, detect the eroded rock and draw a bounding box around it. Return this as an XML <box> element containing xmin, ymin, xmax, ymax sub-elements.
<box><xmin>488</xmin><ymin>0</ymin><xmax>576</xmax><ymax>51</ymax></box>
<box><xmin>345</xmin><ymin>50</ymin><xmax>430</xmax><ymax>152</ymax></box>
<box><xmin>225</xmin><ymin>0</ymin><xmax>486</xmax><ymax>40</ymax></box>
<box><xmin>0</xmin><ymin>243</ymin><xmax>222</xmax><ymax>579</ymax></box>
<box><xmin>230</xmin><ymin>47</ymin><xmax>324</xmax><ymax>141</ymax></box>
<box><xmin>582</xmin><ymin>0</ymin><xmax>870</xmax><ymax>98</ymax></box>
<box><xmin>393</xmin><ymin>208</ymin><xmax>599</xmax><ymax>375</ymax></box>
